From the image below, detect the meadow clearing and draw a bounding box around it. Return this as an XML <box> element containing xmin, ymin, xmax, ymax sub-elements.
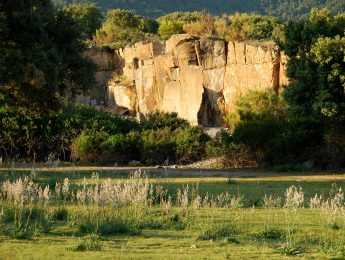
<box><xmin>0</xmin><ymin>166</ymin><xmax>345</xmax><ymax>259</ymax></box>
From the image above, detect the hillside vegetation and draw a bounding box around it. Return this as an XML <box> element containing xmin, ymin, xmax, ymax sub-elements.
<box><xmin>53</xmin><ymin>0</ymin><xmax>345</xmax><ymax>19</ymax></box>
<box><xmin>1</xmin><ymin>1</ymin><xmax>344</xmax><ymax>169</ymax></box>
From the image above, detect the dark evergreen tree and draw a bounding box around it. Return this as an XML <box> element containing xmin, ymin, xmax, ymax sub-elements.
<box><xmin>0</xmin><ymin>0</ymin><xmax>96</xmax><ymax>115</ymax></box>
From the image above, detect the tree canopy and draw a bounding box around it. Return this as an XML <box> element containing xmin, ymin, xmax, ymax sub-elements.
<box><xmin>52</xmin><ymin>0</ymin><xmax>345</xmax><ymax>20</ymax></box>
<box><xmin>0</xmin><ymin>0</ymin><xmax>96</xmax><ymax>115</ymax></box>
<box><xmin>93</xmin><ymin>9</ymin><xmax>158</xmax><ymax>48</ymax></box>
<box><xmin>279</xmin><ymin>9</ymin><xmax>345</xmax><ymax>120</ymax></box>
<box><xmin>62</xmin><ymin>3</ymin><xmax>103</xmax><ymax>40</ymax></box>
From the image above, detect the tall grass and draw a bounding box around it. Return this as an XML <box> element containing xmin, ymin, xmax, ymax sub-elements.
<box><xmin>0</xmin><ymin>170</ymin><xmax>344</xmax><ymax>252</ymax></box>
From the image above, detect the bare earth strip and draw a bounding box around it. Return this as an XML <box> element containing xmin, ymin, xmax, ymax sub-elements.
<box><xmin>1</xmin><ymin>165</ymin><xmax>344</xmax><ymax>180</ymax></box>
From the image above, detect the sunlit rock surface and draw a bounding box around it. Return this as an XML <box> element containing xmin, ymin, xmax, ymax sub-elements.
<box><xmin>84</xmin><ymin>35</ymin><xmax>288</xmax><ymax>126</ymax></box>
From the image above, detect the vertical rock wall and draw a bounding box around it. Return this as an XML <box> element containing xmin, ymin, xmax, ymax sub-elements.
<box><xmin>85</xmin><ymin>34</ymin><xmax>288</xmax><ymax>126</ymax></box>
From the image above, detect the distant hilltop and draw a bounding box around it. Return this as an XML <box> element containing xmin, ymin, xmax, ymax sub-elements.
<box><xmin>54</xmin><ymin>0</ymin><xmax>345</xmax><ymax>19</ymax></box>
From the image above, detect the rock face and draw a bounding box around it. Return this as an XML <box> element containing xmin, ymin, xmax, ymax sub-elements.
<box><xmin>84</xmin><ymin>35</ymin><xmax>288</xmax><ymax>126</ymax></box>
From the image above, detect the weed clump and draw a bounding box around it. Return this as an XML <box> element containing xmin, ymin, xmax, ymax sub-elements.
<box><xmin>69</xmin><ymin>235</ymin><xmax>102</xmax><ymax>251</ymax></box>
<box><xmin>277</xmin><ymin>242</ymin><xmax>307</xmax><ymax>256</ymax></box>
<box><xmin>255</xmin><ymin>227</ymin><xmax>285</xmax><ymax>240</ymax></box>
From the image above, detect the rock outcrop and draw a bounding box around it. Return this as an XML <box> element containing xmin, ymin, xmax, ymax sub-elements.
<box><xmin>84</xmin><ymin>34</ymin><xmax>288</xmax><ymax>126</ymax></box>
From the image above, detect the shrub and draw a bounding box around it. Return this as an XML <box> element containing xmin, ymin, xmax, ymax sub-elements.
<box><xmin>174</xmin><ymin>126</ymin><xmax>210</xmax><ymax>164</ymax></box>
<box><xmin>255</xmin><ymin>227</ymin><xmax>285</xmax><ymax>240</ymax></box>
<box><xmin>182</xmin><ymin>13</ymin><xmax>214</xmax><ymax>36</ymax></box>
<box><xmin>93</xmin><ymin>9</ymin><xmax>158</xmax><ymax>48</ymax></box>
<box><xmin>157</xmin><ymin>12</ymin><xmax>204</xmax><ymax>38</ymax></box>
<box><xmin>68</xmin><ymin>206</ymin><xmax>141</xmax><ymax>236</ymax></box>
<box><xmin>229</xmin><ymin>90</ymin><xmax>323</xmax><ymax>165</ymax></box>
<box><xmin>53</xmin><ymin>207</ymin><xmax>68</xmax><ymax>221</ymax></box>
<box><xmin>219</xmin><ymin>13</ymin><xmax>280</xmax><ymax>41</ymax></box>
<box><xmin>71</xmin><ymin>130</ymin><xmax>110</xmax><ymax>163</ymax></box>
<box><xmin>206</xmin><ymin>132</ymin><xmax>258</xmax><ymax>168</ymax></box>
<box><xmin>142</xmin><ymin>111</ymin><xmax>189</xmax><ymax>131</ymax></box>
<box><xmin>0</xmin><ymin>105</ymin><xmax>139</xmax><ymax>162</ymax></box>
<box><xmin>70</xmin><ymin>235</ymin><xmax>102</xmax><ymax>251</ymax></box>
<box><xmin>198</xmin><ymin>221</ymin><xmax>232</xmax><ymax>239</ymax></box>
<box><xmin>205</xmin><ymin>131</ymin><xmax>232</xmax><ymax>157</ymax></box>
<box><xmin>141</xmin><ymin>128</ymin><xmax>176</xmax><ymax>165</ymax></box>
<box><xmin>101</xmin><ymin>131</ymin><xmax>142</xmax><ymax>164</ymax></box>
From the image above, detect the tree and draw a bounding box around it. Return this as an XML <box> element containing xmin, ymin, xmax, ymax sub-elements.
<box><xmin>215</xmin><ymin>13</ymin><xmax>281</xmax><ymax>41</ymax></box>
<box><xmin>157</xmin><ymin>12</ymin><xmax>205</xmax><ymax>39</ymax></box>
<box><xmin>280</xmin><ymin>9</ymin><xmax>345</xmax><ymax>120</ymax></box>
<box><xmin>93</xmin><ymin>9</ymin><xmax>158</xmax><ymax>48</ymax></box>
<box><xmin>278</xmin><ymin>9</ymin><xmax>345</xmax><ymax>167</ymax></box>
<box><xmin>0</xmin><ymin>0</ymin><xmax>96</xmax><ymax>115</ymax></box>
<box><xmin>62</xmin><ymin>3</ymin><xmax>103</xmax><ymax>40</ymax></box>
<box><xmin>310</xmin><ymin>36</ymin><xmax>345</xmax><ymax>118</ymax></box>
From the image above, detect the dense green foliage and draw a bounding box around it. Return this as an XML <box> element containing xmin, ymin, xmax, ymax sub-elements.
<box><xmin>53</xmin><ymin>0</ymin><xmax>345</xmax><ymax>20</ymax></box>
<box><xmin>157</xmin><ymin>11</ymin><xmax>210</xmax><ymax>39</ymax></box>
<box><xmin>0</xmin><ymin>107</ymin><xmax>209</xmax><ymax>165</ymax></box>
<box><xmin>93</xmin><ymin>9</ymin><xmax>158</xmax><ymax>48</ymax></box>
<box><xmin>279</xmin><ymin>9</ymin><xmax>345</xmax><ymax>120</ymax></box>
<box><xmin>93</xmin><ymin>9</ymin><xmax>281</xmax><ymax>45</ymax></box>
<box><xmin>280</xmin><ymin>9</ymin><xmax>345</xmax><ymax>167</ymax></box>
<box><xmin>0</xmin><ymin>0</ymin><xmax>97</xmax><ymax>114</ymax></box>
<box><xmin>215</xmin><ymin>13</ymin><xmax>281</xmax><ymax>41</ymax></box>
<box><xmin>227</xmin><ymin>91</ymin><xmax>323</xmax><ymax>165</ymax></box>
<box><xmin>71</xmin><ymin>111</ymin><xmax>210</xmax><ymax>165</ymax></box>
<box><xmin>62</xmin><ymin>3</ymin><xmax>102</xmax><ymax>40</ymax></box>
<box><xmin>0</xmin><ymin>105</ymin><xmax>138</xmax><ymax>161</ymax></box>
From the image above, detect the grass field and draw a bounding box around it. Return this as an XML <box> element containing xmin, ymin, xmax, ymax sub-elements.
<box><xmin>0</xmin><ymin>166</ymin><xmax>345</xmax><ymax>259</ymax></box>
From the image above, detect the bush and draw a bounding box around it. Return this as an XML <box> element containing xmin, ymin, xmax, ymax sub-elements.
<box><xmin>174</xmin><ymin>126</ymin><xmax>210</xmax><ymax>164</ymax></box>
<box><xmin>0</xmin><ymin>105</ymin><xmax>139</xmax><ymax>162</ymax></box>
<box><xmin>72</xmin><ymin>130</ymin><xmax>142</xmax><ymax>164</ymax></box>
<box><xmin>93</xmin><ymin>9</ymin><xmax>158</xmax><ymax>48</ymax></box>
<box><xmin>101</xmin><ymin>131</ymin><xmax>142</xmax><ymax>164</ymax></box>
<box><xmin>70</xmin><ymin>235</ymin><xmax>102</xmax><ymax>251</ymax></box>
<box><xmin>198</xmin><ymin>221</ymin><xmax>233</xmax><ymax>239</ymax></box>
<box><xmin>142</xmin><ymin>111</ymin><xmax>189</xmax><ymax>131</ymax></box>
<box><xmin>68</xmin><ymin>206</ymin><xmax>141</xmax><ymax>236</ymax></box>
<box><xmin>53</xmin><ymin>207</ymin><xmax>68</xmax><ymax>221</ymax></box>
<box><xmin>1</xmin><ymin>105</ymin><xmax>210</xmax><ymax>166</ymax></box>
<box><xmin>72</xmin><ymin>111</ymin><xmax>209</xmax><ymax>165</ymax></box>
<box><xmin>255</xmin><ymin>227</ymin><xmax>285</xmax><ymax>240</ymax></box>
<box><xmin>229</xmin><ymin>90</ymin><xmax>323</xmax><ymax>165</ymax></box>
<box><xmin>71</xmin><ymin>130</ymin><xmax>110</xmax><ymax>163</ymax></box>
<box><xmin>157</xmin><ymin>11</ymin><xmax>206</xmax><ymax>39</ymax></box>
<box><xmin>141</xmin><ymin>127</ymin><xmax>176</xmax><ymax>165</ymax></box>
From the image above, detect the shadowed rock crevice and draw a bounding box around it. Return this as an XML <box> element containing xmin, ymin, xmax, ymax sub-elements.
<box><xmin>197</xmin><ymin>88</ymin><xmax>225</xmax><ymax>127</ymax></box>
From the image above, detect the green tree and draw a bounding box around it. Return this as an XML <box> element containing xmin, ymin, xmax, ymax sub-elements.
<box><xmin>214</xmin><ymin>13</ymin><xmax>281</xmax><ymax>41</ymax></box>
<box><xmin>51</xmin><ymin>0</ymin><xmax>345</xmax><ymax>20</ymax></box>
<box><xmin>62</xmin><ymin>3</ymin><xmax>103</xmax><ymax>40</ymax></box>
<box><xmin>277</xmin><ymin>9</ymin><xmax>345</xmax><ymax>167</ymax></box>
<box><xmin>157</xmin><ymin>11</ymin><xmax>205</xmax><ymax>39</ymax></box>
<box><xmin>93</xmin><ymin>9</ymin><xmax>158</xmax><ymax>48</ymax></box>
<box><xmin>310</xmin><ymin>36</ymin><xmax>345</xmax><ymax>118</ymax></box>
<box><xmin>0</xmin><ymin>0</ymin><xmax>96</xmax><ymax>115</ymax></box>
<box><xmin>280</xmin><ymin>9</ymin><xmax>345</xmax><ymax>119</ymax></box>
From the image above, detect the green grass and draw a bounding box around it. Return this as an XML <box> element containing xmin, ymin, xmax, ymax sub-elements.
<box><xmin>0</xmin><ymin>167</ymin><xmax>345</xmax><ymax>259</ymax></box>
<box><xmin>0</xmin><ymin>208</ymin><xmax>344</xmax><ymax>259</ymax></box>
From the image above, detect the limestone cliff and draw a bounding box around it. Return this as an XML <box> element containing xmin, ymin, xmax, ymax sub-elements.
<box><xmin>83</xmin><ymin>34</ymin><xmax>288</xmax><ymax>126</ymax></box>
